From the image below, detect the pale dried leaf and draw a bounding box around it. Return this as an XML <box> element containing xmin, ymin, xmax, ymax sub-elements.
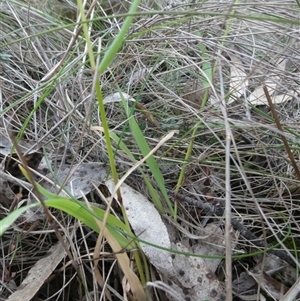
<box><xmin>0</xmin><ymin>136</ymin><xmax>30</xmax><ymax>156</ymax></box>
<box><xmin>127</xmin><ymin>67</ymin><xmax>151</xmax><ymax>86</ymax></box>
<box><xmin>22</xmin><ymin>206</ymin><xmax>45</xmax><ymax>222</ymax></box>
<box><xmin>248</xmin><ymin>85</ymin><xmax>267</xmax><ymax>105</ymax></box>
<box><xmin>0</xmin><ymin>135</ymin><xmax>15</xmax><ymax>156</ymax></box>
<box><xmin>172</xmin><ymin>242</ymin><xmax>226</xmax><ymax>301</ymax></box>
<box><xmin>260</xmin><ymin>253</ymin><xmax>297</xmax><ymax>287</ymax></box>
<box><xmin>105</xmin><ymin>179</ymin><xmax>174</xmax><ymax>276</ymax></box>
<box><xmin>193</xmin><ymin>224</ymin><xmax>237</xmax><ymax>273</ymax></box>
<box><xmin>232</xmin><ymin>271</ymin><xmax>256</xmax><ymax>293</ymax></box>
<box><xmin>193</xmin><ymin>224</ymin><xmax>225</xmax><ymax>272</ymax></box>
<box><xmin>182</xmin><ymin>79</ymin><xmax>206</xmax><ymax>109</ymax></box>
<box><xmin>42</xmin><ymin>163</ymin><xmax>107</xmax><ymax>199</ymax></box>
<box><xmin>103</xmin><ymin>92</ymin><xmax>135</xmax><ymax>104</ymax></box>
<box><xmin>269</xmin><ymin>91</ymin><xmax>300</xmax><ymax>104</ymax></box>
<box><xmin>229</xmin><ymin>55</ymin><xmax>248</xmax><ymax>102</ymax></box>
<box><xmin>261</xmin><ymin>253</ymin><xmax>289</xmax><ymax>272</ymax></box>
<box><xmin>248</xmin><ymin>57</ymin><xmax>292</xmax><ymax>106</ymax></box>
<box><xmin>127</xmin><ymin>60</ymin><xmax>164</xmax><ymax>86</ymax></box>
<box><xmin>248</xmin><ymin>85</ymin><xmax>298</xmax><ymax>105</ymax></box>
<box><xmin>281</xmin><ymin>278</ymin><xmax>300</xmax><ymax>301</ymax></box>
<box><xmin>0</xmin><ymin>132</ymin><xmax>38</xmax><ymax>156</ymax></box>
<box><xmin>0</xmin><ymin>177</ymin><xmax>15</xmax><ymax>204</ymax></box>
<box><xmin>7</xmin><ymin>242</ymin><xmax>66</xmax><ymax>301</ymax></box>
<box><xmin>249</xmin><ymin>266</ymin><xmax>287</xmax><ymax>300</ymax></box>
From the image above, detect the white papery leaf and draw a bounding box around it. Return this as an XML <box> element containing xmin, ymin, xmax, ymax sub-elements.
<box><xmin>0</xmin><ymin>135</ymin><xmax>15</xmax><ymax>156</ymax></box>
<box><xmin>127</xmin><ymin>67</ymin><xmax>151</xmax><ymax>86</ymax></box>
<box><xmin>0</xmin><ymin>177</ymin><xmax>15</xmax><ymax>203</ymax></box>
<box><xmin>172</xmin><ymin>242</ymin><xmax>226</xmax><ymax>301</ymax></box>
<box><xmin>232</xmin><ymin>271</ymin><xmax>256</xmax><ymax>294</ymax></box>
<box><xmin>193</xmin><ymin>224</ymin><xmax>225</xmax><ymax>272</ymax></box>
<box><xmin>249</xmin><ymin>85</ymin><xmax>299</xmax><ymax>105</ymax></box>
<box><xmin>248</xmin><ymin>84</ymin><xmax>271</xmax><ymax>105</ymax></box>
<box><xmin>0</xmin><ymin>132</ymin><xmax>37</xmax><ymax>156</ymax></box>
<box><xmin>105</xmin><ymin>179</ymin><xmax>174</xmax><ymax>276</ymax></box>
<box><xmin>104</xmin><ymin>180</ymin><xmax>229</xmax><ymax>301</ymax></box>
<box><xmin>103</xmin><ymin>92</ymin><xmax>136</xmax><ymax>104</ymax></box>
<box><xmin>248</xmin><ymin>57</ymin><xmax>296</xmax><ymax>106</ymax></box>
<box><xmin>271</xmin><ymin>91</ymin><xmax>300</xmax><ymax>104</ymax></box>
<box><xmin>42</xmin><ymin>163</ymin><xmax>107</xmax><ymax>199</ymax></box>
<box><xmin>229</xmin><ymin>55</ymin><xmax>248</xmax><ymax>103</ymax></box>
<box><xmin>126</xmin><ymin>60</ymin><xmax>164</xmax><ymax>86</ymax></box>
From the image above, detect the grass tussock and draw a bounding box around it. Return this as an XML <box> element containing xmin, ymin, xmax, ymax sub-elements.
<box><xmin>0</xmin><ymin>0</ymin><xmax>300</xmax><ymax>300</ymax></box>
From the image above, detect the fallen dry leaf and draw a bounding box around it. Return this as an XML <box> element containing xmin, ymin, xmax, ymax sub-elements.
<box><xmin>171</xmin><ymin>242</ymin><xmax>226</xmax><ymax>301</ymax></box>
<box><xmin>229</xmin><ymin>54</ymin><xmax>249</xmax><ymax>103</ymax></box>
<box><xmin>7</xmin><ymin>242</ymin><xmax>66</xmax><ymax>301</ymax></box>
<box><xmin>0</xmin><ymin>132</ymin><xmax>43</xmax><ymax>178</ymax></box>
<box><xmin>247</xmin><ymin>57</ymin><xmax>299</xmax><ymax>106</ymax></box>
<box><xmin>126</xmin><ymin>60</ymin><xmax>164</xmax><ymax>86</ymax></box>
<box><xmin>41</xmin><ymin>162</ymin><xmax>108</xmax><ymax>199</ymax></box>
<box><xmin>105</xmin><ymin>179</ymin><xmax>227</xmax><ymax>301</ymax></box>
<box><xmin>103</xmin><ymin>92</ymin><xmax>135</xmax><ymax>104</ymax></box>
<box><xmin>193</xmin><ymin>224</ymin><xmax>225</xmax><ymax>273</ymax></box>
<box><xmin>135</xmin><ymin>102</ymin><xmax>160</xmax><ymax>127</ymax></box>
<box><xmin>105</xmin><ymin>179</ymin><xmax>174</xmax><ymax>276</ymax></box>
<box><xmin>0</xmin><ymin>176</ymin><xmax>15</xmax><ymax>205</ymax></box>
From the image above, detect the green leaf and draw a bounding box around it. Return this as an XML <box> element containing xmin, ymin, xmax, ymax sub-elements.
<box><xmin>45</xmin><ymin>198</ymin><xmax>130</xmax><ymax>248</ymax></box>
<box><xmin>0</xmin><ymin>204</ymin><xmax>37</xmax><ymax>236</ymax></box>
<box><xmin>120</xmin><ymin>96</ymin><xmax>174</xmax><ymax>216</ymax></box>
<box><xmin>45</xmin><ymin>198</ymin><xmax>125</xmax><ymax>229</ymax></box>
<box><xmin>97</xmin><ymin>0</ymin><xmax>141</xmax><ymax>74</ymax></box>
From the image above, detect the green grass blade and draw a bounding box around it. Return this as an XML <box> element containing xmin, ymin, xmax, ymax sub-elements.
<box><xmin>0</xmin><ymin>197</ymin><xmax>131</xmax><ymax>248</ymax></box>
<box><xmin>97</xmin><ymin>0</ymin><xmax>141</xmax><ymax>74</ymax></box>
<box><xmin>45</xmin><ymin>198</ymin><xmax>131</xmax><ymax>248</ymax></box>
<box><xmin>0</xmin><ymin>204</ymin><xmax>36</xmax><ymax>236</ymax></box>
<box><xmin>121</xmin><ymin>97</ymin><xmax>174</xmax><ymax>216</ymax></box>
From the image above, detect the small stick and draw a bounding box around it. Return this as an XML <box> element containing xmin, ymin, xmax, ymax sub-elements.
<box><xmin>172</xmin><ymin>190</ymin><xmax>298</xmax><ymax>267</ymax></box>
<box><xmin>263</xmin><ymin>85</ymin><xmax>300</xmax><ymax>181</ymax></box>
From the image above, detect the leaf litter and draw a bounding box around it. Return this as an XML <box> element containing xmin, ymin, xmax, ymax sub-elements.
<box><xmin>172</xmin><ymin>242</ymin><xmax>226</xmax><ymax>301</ymax></box>
<box><xmin>105</xmin><ymin>179</ymin><xmax>174</xmax><ymax>276</ymax></box>
<box><xmin>105</xmin><ymin>179</ymin><xmax>229</xmax><ymax>301</ymax></box>
<box><xmin>1</xmin><ymin>0</ymin><xmax>300</xmax><ymax>300</ymax></box>
<box><xmin>0</xmin><ymin>132</ymin><xmax>42</xmax><ymax>206</ymax></box>
<box><xmin>41</xmin><ymin>162</ymin><xmax>108</xmax><ymax>199</ymax></box>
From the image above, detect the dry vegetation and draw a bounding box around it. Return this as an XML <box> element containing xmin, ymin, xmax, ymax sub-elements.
<box><xmin>0</xmin><ymin>0</ymin><xmax>300</xmax><ymax>300</ymax></box>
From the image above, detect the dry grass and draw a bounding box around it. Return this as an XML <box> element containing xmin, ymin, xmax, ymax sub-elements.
<box><xmin>1</xmin><ymin>0</ymin><xmax>300</xmax><ymax>300</ymax></box>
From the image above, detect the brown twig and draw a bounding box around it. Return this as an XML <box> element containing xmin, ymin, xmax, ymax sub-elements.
<box><xmin>172</xmin><ymin>190</ymin><xmax>298</xmax><ymax>267</ymax></box>
<box><xmin>9</xmin><ymin>133</ymin><xmax>74</xmax><ymax>262</ymax></box>
<box><xmin>263</xmin><ymin>85</ymin><xmax>300</xmax><ymax>182</ymax></box>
